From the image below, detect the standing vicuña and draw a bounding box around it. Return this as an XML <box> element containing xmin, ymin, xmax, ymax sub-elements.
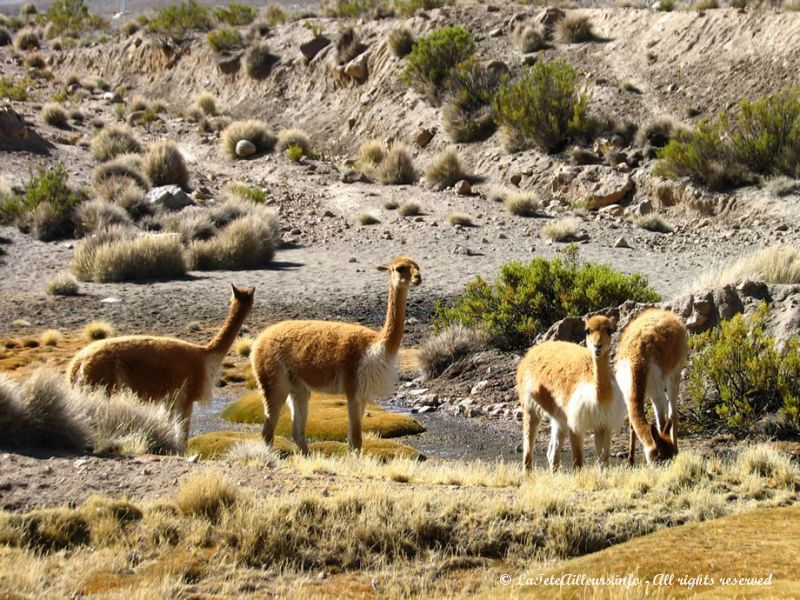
<box><xmin>615</xmin><ymin>308</ymin><xmax>688</xmax><ymax>465</ymax></box>
<box><xmin>251</xmin><ymin>257</ymin><xmax>421</xmax><ymax>454</ymax></box>
<box><xmin>517</xmin><ymin>315</ymin><xmax>626</xmax><ymax>472</ymax></box>
<box><xmin>67</xmin><ymin>284</ymin><xmax>255</xmax><ymax>446</ymax></box>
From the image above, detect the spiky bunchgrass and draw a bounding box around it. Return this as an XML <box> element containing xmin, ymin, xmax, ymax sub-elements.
<box><xmin>13</xmin><ymin>28</ymin><xmax>39</xmax><ymax>51</ymax></box>
<box><xmin>399</xmin><ymin>201</ymin><xmax>421</xmax><ymax>217</ymax></box>
<box><xmin>40</xmin><ymin>329</ymin><xmax>63</xmax><ymax>347</ymax></box>
<box><xmin>74</xmin><ymin>200</ymin><xmax>133</xmax><ymax>237</ymax></box>
<box><xmin>73</xmin><ymin>232</ymin><xmax>187</xmax><ymax>283</ymax></box>
<box><xmin>78</xmin><ymin>386</ymin><xmax>183</xmax><ymax>455</ymax></box>
<box><xmin>377</xmin><ymin>142</ymin><xmax>416</xmax><ymax>185</ymax></box>
<box><xmin>447</xmin><ymin>213</ymin><xmax>474</xmax><ymax>227</ymax></box>
<box><xmin>161</xmin><ymin>208</ymin><xmax>216</xmax><ymax>244</ymax></box>
<box><xmin>442</xmin><ymin>103</ymin><xmax>495</xmax><ymax>143</ymax></box>
<box><xmin>234</xmin><ymin>336</ymin><xmax>254</xmax><ymax>358</ymax></box>
<box><xmin>357</xmin><ymin>213</ymin><xmax>380</xmax><ymax>226</ymax></box>
<box><xmin>517</xmin><ymin>24</ymin><xmax>546</xmax><ymax>53</ymax></box>
<box><xmin>45</xmin><ymin>271</ymin><xmax>79</xmax><ymax>296</ymax></box>
<box><xmin>388</xmin><ymin>26</ymin><xmax>414</xmax><ymax>58</ymax></box>
<box><xmin>691</xmin><ymin>245</ymin><xmax>800</xmax><ymax>292</ymax></box>
<box><xmin>208</xmin><ymin>197</ymin><xmax>252</xmax><ymax>227</ymax></box>
<box><xmin>175</xmin><ymin>471</ymin><xmax>240</xmax><ymax>521</ymax></box>
<box><xmin>735</xmin><ymin>444</ymin><xmax>796</xmax><ymax>486</ymax></box>
<box><xmin>636</xmin><ymin>117</ymin><xmax>687</xmax><ymax>148</ymax></box>
<box><xmin>220</xmin><ymin>120</ymin><xmax>275</xmax><ymax>159</ymax></box>
<box><xmin>194</xmin><ymin>91</ymin><xmax>217</xmax><ymax>116</ymax></box>
<box><xmin>245</xmin><ymin>42</ymin><xmax>278</xmax><ymax>79</ymax></box>
<box><xmin>90</xmin><ymin>125</ymin><xmax>142</xmax><ymax>162</ymax></box>
<box><xmin>763</xmin><ymin>176</ymin><xmax>800</xmax><ymax>197</ymax></box>
<box><xmin>223</xmin><ymin>440</ymin><xmax>280</xmax><ymax>467</ymax></box>
<box><xmin>418</xmin><ymin>324</ymin><xmax>488</xmax><ymax>380</ymax></box>
<box><xmin>355</xmin><ymin>139</ymin><xmax>385</xmax><ymax>175</ymax></box>
<box><xmin>91</xmin><ymin>154</ymin><xmax>148</xmax><ymax>191</ymax></box>
<box><xmin>635</xmin><ymin>215</ymin><xmax>674</xmax><ymax>233</ymax></box>
<box><xmin>425</xmin><ymin>146</ymin><xmax>469</xmax><ymax>189</ymax></box>
<box><xmin>20</xmin><ymin>2</ymin><xmax>36</xmax><ymax>16</ymax></box>
<box><xmin>207</xmin><ymin>26</ymin><xmax>242</xmax><ymax>53</ymax></box>
<box><xmin>142</xmin><ymin>140</ymin><xmax>189</xmax><ymax>189</ymax></box>
<box><xmin>0</xmin><ymin>370</ymin><xmax>91</xmax><ymax>452</ymax></box>
<box><xmin>542</xmin><ymin>217</ymin><xmax>579</xmax><ymax>242</ymax></box>
<box><xmin>505</xmin><ymin>191</ymin><xmax>539</xmax><ymax>217</ymax></box>
<box><xmin>23</xmin><ymin>52</ymin><xmax>45</xmax><ymax>69</ymax></box>
<box><xmin>41</xmin><ymin>103</ymin><xmax>68</xmax><ymax>128</ymax></box>
<box><xmin>276</xmin><ymin>128</ymin><xmax>312</xmax><ymax>157</ymax></box>
<box><xmin>83</xmin><ymin>321</ymin><xmax>115</xmax><ymax>341</ymax></box>
<box><xmin>188</xmin><ymin>210</ymin><xmax>279</xmax><ymax>271</ymax></box>
<box><xmin>556</xmin><ymin>14</ymin><xmax>595</xmax><ymax>43</ymax></box>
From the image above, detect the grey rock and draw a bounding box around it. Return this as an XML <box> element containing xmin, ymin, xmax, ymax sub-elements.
<box><xmin>455</xmin><ymin>180</ymin><xmax>472</xmax><ymax>196</ymax></box>
<box><xmin>235</xmin><ymin>139</ymin><xmax>257</xmax><ymax>158</ymax></box>
<box><xmin>145</xmin><ymin>185</ymin><xmax>194</xmax><ymax>211</ymax></box>
<box><xmin>344</xmin><ymin>52</ymin><xmax>368</xmax><ymax>82</ymax></box>
<box><xmin>415</xmin><ymin>128</ymin><xmax>435</xmax><ymax>148</ymax></box>
<box><xmin>614</xmin><ymin>236</ymin><xmax>631</xmax><ymax>248</ymax></box>
<box><xmin>300</xmin><ymin>35</ymin><xmax>331</xmax><ymax>62</ymax></box>
<box><xmin>0</xmin><ymin>106</ymin><xmax>28</xmax><ymax>141</ymax></box>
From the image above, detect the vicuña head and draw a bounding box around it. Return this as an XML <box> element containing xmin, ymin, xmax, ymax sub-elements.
<box><xmin>517</xmin><ymin>313</ymin><xmax>626</xmax><ymax>472</ymax></box>
<box><xmin>67</xmin><ymin>283</ymin><xmax>255</xmax><ymax>448</ymax></box>
<box><xmin>251</xmin><ymin>256</ymin><xmax>421</xmax><ymax>455</ymax></box>
<box><xmin>615</xmin><ymin>308</ymin><xmax>687</xmax><ymax>466</ymax></box>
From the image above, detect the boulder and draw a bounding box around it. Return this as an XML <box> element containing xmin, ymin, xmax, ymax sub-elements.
<box><xmin>235</xmin><ymin>139</ymin><xmax>257</xmax><ymax>158</ymax></box>
<box><xmin>0</xmin><ymin>106</ymin><xmax>28</xmax><ymax>142</ymax></box>
<box><xmin>551</xmin><ymin>165</ymin><xmax>634</xmax><ymax>209</ymax></box>
<box><xmin>145</xmin><ymin>185</ymin><xmax>194</xmax><ymax>211</ymax></box>
<box><xmin>102</xmin><ymin>91</ymin><xmax>123</xmax><ymax>104</ymax></box>
<box><xmin>415</xmin><ymin>128</ymin><xmax>435</xmax><ymax>148</ymax></box>
<box><xmin>343</xmin><ymin>53</ymin><xmax>368</xmax><ymax>83</ymax></box>
<box><xmin>300</xmin><ymin>35</ymin><xmax>331</xmax><ymax>62</ymax></box>
<box><xmin>454</xmin><ymin>180</ymin><xmax>472</xmax><ymax>196</ymax></box>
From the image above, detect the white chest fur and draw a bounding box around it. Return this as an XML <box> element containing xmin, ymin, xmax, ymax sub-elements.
<box><xmin>356</xmin><ymin>343</ymin><xmax>398</xmax><ymax>404</ymax></box>
<box><xmin>566</xmin><ymin>380</ymin><xmax>626</xmax><ymax>435</ymax></box>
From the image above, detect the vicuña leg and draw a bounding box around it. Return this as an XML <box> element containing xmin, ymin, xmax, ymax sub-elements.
<box><xmin>523</xmin><ymin>408</ymin><xmax>541</xmax><ymax>472</ymax></box>
<box><xmin>260</xmin><ymin>378</ymin><xmax>288</xmax><ymax>449</ymax></box>
<box><xmin>347</xmin><ymin>394</ymin><xmax>364</xmax><ymax>452</ymax></box>
<box><xmin>547</xmin><ymin>422</ymin><xmax>567</xmax><ymax>472</ymax></box>
<box><xmin>289</xmin><ymin>387</ymin><xmax>311</xmax><ymax>455</ymax></box>
<box><xmin>569</xmin><ymin>430</ymin><xmax>584</xmax><ymax>470</ymax></box>
<box><xmin>667</xmin><ymin>372</ymin><xmax>681</xmax><ymax>449</ymax></box>
<box><xmin>628</xmin><ymin>425</ymin><xmax>637</xmax><ymax>466</ymax></box>
<box><xmin>594</xmin><ymin>427</ymin><xmax>611</xmax><ymax>467</ymax></box>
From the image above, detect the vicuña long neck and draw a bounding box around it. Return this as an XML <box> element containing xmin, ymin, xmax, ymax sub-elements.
<box><xmin>378</xmin><ymin>284</ymin><xmax>408</xmax><ymax>356</ymax></box>
<box><xmin>593</xmin><ymin>354</ymin><xmax>615</xmax><ymax>404</ymax></box>
<box><xmin>204</xmin><ymin>299</ymin><xmax>251</xmax><ymax>356</ymax></box>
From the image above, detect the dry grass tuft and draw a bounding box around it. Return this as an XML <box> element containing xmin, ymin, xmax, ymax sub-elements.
<box><xmin>142</xmin><ymin>140</ymin><xmax>190</xmax><ymax>189</ymax></box>
<box><xmin>91</xmin><ymin>153</ymin><xmax>147</xmax><ymax>190</ymax></box>
<box><xmin>245</xmin><ymin>42</ymin><xmax>278</xmax><ymax>79</ymax></box>
<box><xmin>505</xmin><ymin>191</ymin><xmax>539</xmax><ymax>217</ymax></box>
<box><xmin>276</xmin><ymin>128</ymin><xmax>312</xmax><ymax>156</ymax></box>
<box><xmin>40</xmin><ymin>329</ymin><xmax>63</xmax><ymax>347</ymax></box>
<box><xmin>234</xmin><ymin>336</ymin><xmax>253</xmax><ymax>358</ymax></box>
<box><xmin>223</xmin><ymin>440</ymin><xmax>280</xmax><ymax>467</ymax></box>
<box><xmin>188</xmin><ymin>209</ymin><xmax>279</xmax><ymax>271</ymax></box>
<box><xmin>13</xmin><ymin>28</ymin><xmax>39</xmax><ymax>51</ymax></box>
<box><xmin>557</xmin><ymin>14</ymin><xmax>595</xmax><ymax>43</ymax></box>
<box><xmin>419</xmin><ymin>324</ymin><xmax>488</xmax><ymax>380</ymax></box>
<box><xmin>356</xmin><ymin>139</ymin><xmax>385</xmax><ymax>175</ymax></box>
<box><xmin>388</xmin><ymin>26</ymin><xmax>414</xmax><ymax>58</ymax></box>
<box><xmin>220</xmin><ymin>120</ymin><xmax>275</xmax><ymax>159</ymax></box>
<box><xmin>635</xmin><ymin>215</ymin><xmax>674</xmax><ymax>233</ymax></box>
<box><xmin>357</xmin><ymin>213</ymin><xmax>380</xmax><ymax>226</ymax></box>
<box><xmin>517</xmin><ymin>24</ymin><xmax>546</xmax><ymax>53</ymax></box>
<box><xmin>692</xmin><ymin>245</ymin><xmax>800</xmax><ymax>291</ymax></box>
<box><xmin>90</xmin><ymin>125</ymin><xmax>142</xmax><ymax>162</ymax></box>
<box><xmin>42</xmin><ymin>103</ymin><xmax>68</xmax><ymax>128</ymax></box>
<box><xmin>542</xmin><ymin>217</ymin><xmax>580</xmax><ymax>242</ymax></box>
<box><xmin>399</xmin><ymin>201</ymin><xmax>421</xmax><ymax>217</ymax></box>
<box><xmin>175</xmin><ymin>471</ymin><xmax>240</xmax><ymax>521</ymax></box>
<box><xmin>73</xmin><ymin>232</ymin><xmax>187</xmax><ymax>283</ymax></box>
<box><xmin>425</xmin><ymin>146</ymin><xmax>469</xmax><ymax>189</ymax></box>
<box><xmin>377</xmin><ymin>143</ymin><xmax>417</xmax><ymax>185</ymax></box>
<box><xmin>83</xmin><ymin>321</ymin><xmax>115</xmax><ymax>341</ymax></box>
<box><xmin>764</xmin><ymin>176</ymin><xmax>800</xmax><ymax>197</ymax></box>
<box><xmin>447</xmin><ymin>213</ymin><xmax>474</xmax><ymax>227</ymax></box>
<box><xmin>45</xmin><ymin>271</ymin><xmax>79</xmax><ymax>296</ymax></box>
<box><xmin>74</xmin><ymin>200</ymin><xmax>133</xmax><ymax>237</ymax></box>
<box><xmin>193</xmin><ymin>91</ymin><xmax>218</xmax><ymax>116</ymax></box>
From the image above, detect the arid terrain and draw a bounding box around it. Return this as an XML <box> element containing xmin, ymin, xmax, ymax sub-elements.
<box><xmin>1</xmin><ymin>0</ymin><xmax>800</xmax><ymax>597</ymax></box>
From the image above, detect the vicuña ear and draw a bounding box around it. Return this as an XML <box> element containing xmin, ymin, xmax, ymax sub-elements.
<box><xmin>376</xmin><ymin>264</ymin><xmax>390</xmax><ymax>272</ymax></box>
<box><xmin>230</xmin><ymin>283</ymin><xmax>237</xmax><ymax>295</ymax></box>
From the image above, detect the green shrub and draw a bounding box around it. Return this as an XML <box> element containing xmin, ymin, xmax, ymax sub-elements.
<box><xmin>395</xmin><ymin>0</ymin><xmax>443</xmax><ymax>16</ymax></box>
<box><xmin>225</xmin><ymin>183</ymin><xmax>266</xmax><ymax>203</ymax></box>
<box><xmin>0</xmin><ymin>77</ymin><xmax>29</xmax><ymax>101</ymax></box>
<box><xmin>323</xmin><ymin>0</ymin><xmax>381</xmax><ymax>18</ymax></box>
<box><xmin>400</xmin><ymin>26</ymin><xmax>475</xmax><ymax>105</ymax></box>
<box><xmin>46</xmin><ymin>0</ymin><xmax>106</xmax><ymax>38</ymax></box>
<box><xmin>287</xmin><ymin>145</ymin><xmax>303</xmax><ymax>162</ymax></box>
<box><xmin>658</xmin><ymin>0</ymin><xmax>675</xmax><ymax>10</ymax></box>
<box><xmin>8</xmin><ymin>165</ymin><xmax>84</xmax><ymax>241</ymax></box>
<box><xmin>214</xmin><ymin>3</ymin><xmax>256</xmax><ymax>26</ymax></box>
<box><xmin>688</xmin><ymin>304</ymin><xmax>800</xmax><ymax>433</ymax></box>
<box><xmin>434</xmin><ymin>247</ymin><xmax>660</xmax><ymax>350</ymax></box>
<box><xmin>207</xmin><ymin>26</ymin><xmax>242</xmax><ymax>52</ymax></box>
<box><xmin>148</xmin><ymin>0</ymin><xmax>214</xmax><ymax>39</ymax></box>
<box><xmin>656</xmin><ymin>89</ymin><xmax>800</xmax><ymax>189</ymax></box>
<box><xmin>493</xmin><ymin>59</ymin><xmax>590</xmax><ymax>154</ymax></box>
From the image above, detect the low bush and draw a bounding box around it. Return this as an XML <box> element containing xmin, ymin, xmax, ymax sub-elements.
<box><xmin>207</xmin><ymin>26</ymin><xmax>242</xmax><ymax>53</ymax></box>
<box><xmin>23</xmin><ymin>53</ymin><xmax>46</xmax><ymax>70</ymax></box>
<box><xmin>688</xmin><ymin>304</ymin><xmax>800</xmax><ymax>435</ymax></box>
<box><xmin>90</xmin><ymin>125</ymin><xmax>142</xmax><ymax>162</ymax></box>
<box><xmin>148</xmin><ymin>0</ymin><xmax>214</xmax><ymax>39</ymax></box>
<box><xmin>194</xmin><ymin>91</ymin><xmax>217</xmax><ymax>116</ymax></box>
<box><xmin>447</xmin><ymin>213</ymin><xmax>474</xmax><ymax>227</ymax></box>
<box><xmin>399</xmin><ymin>201</ymin><xmax>421</xmax><ymax>217</ymax></box>
<box><xmin>441</xmin><ymin>58</ymin><xmax>500</xmax><ymax>143</ymax></box>
<box><xmin>91</xmin><ymin>154</ymin><xmax>147</xmax><ymax>191</ymax></box>
<box><xmin>245</xmin><ymin>42</ymin><xmax>278</xmax><ymax>79</ymax></box>
<box><xmin>9</xmin><ymin>165</ymin><xmax>85</xmax><ymax>241</ymax></box>
<box><xmin>400</xmin><ymin>26</ymin><xmax>475</xmax><ymax>105</ymax></box>
<box><xmin>45</xmin><ymin>271</ymin><xmax>79</xmax><ymax>296</ymax></box>
<box><xmin>214</xmin><ymin>3</ymin><xmax>256</xmax><ymax>26</ymax></box>
<box><xmin>176</xmin><ymin>471</ymin><xmax>240</xmax><ymax>521</ymax></box>
<box><xmin>72</xmin><ymin>232</ymin><xmax>187</xmax><ymax>282</ymax></box>
<box><xmin>188</xmin><ymin>209</ymin><xmax>279</xmax><ymax>270</ymax></box>
<box><xmin>40</xmin><ymin>330</ymin><xmax>63</xmax><ymax>346</ymax></box>
<box><xmin>425</xmin><ymin>146</ymin><xmax>469</xmax><ymax>189</ymax></box>
<box><xmin>387</xmin><ymin>26</ymin><xmax>414</xmax><ymax>58</ymax></box>
<box><xmin>220</xmin><ymin>120</ymin><xmax>275</xmax><ymax>159</ymax></box>
<box><xmin>434</xmin><ymin>248</ymin><xmax>659</xmax><ymax>350</ymax></box>
<box><xmin>162</xmin><ymin>208</ymin><xmax>216</xmax><ymax>243</ymax></box>
<box><xmin>493</xmin><ymin>59</ymin><xmax>590</xmax><ymax>154</ymax></box>
<box><xmin>42</xmin><ymin>103</ymin><xmax>69</xmax><ymax>128</ymax></box>
<box><xmin>377</xmin><ymin>143</ymin><xmax>416</xmax><ymax>185</ymax></box>
<box><xmin>357</xmin><ymin>213</ymin><xmax>380</xmax><ymax>226</ymax></box>
<box><xmin>656</xmin><ymin>89</ymin><xmax>800</xmax><ymax>190</ymax></box>
<box><xmin>557</xmin><ymin>14</ymin><xmax>595</xmax><ymax>43</ymax></box>
<box><xmin>46</xmin><ymin>0</ymin><xmax>107</xmax><ymax>38</ymax></box>
<box><xmin>142</xmin><ymin>140</ymin><xmax>189</xmax><ymax>189</ymax></box>
<box><xmin>84</xmin><ymin>320</ymin><xmax>114</xmax><ymax>340</ymax></box>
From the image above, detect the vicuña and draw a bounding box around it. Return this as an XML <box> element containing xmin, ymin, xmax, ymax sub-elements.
<box><xmin>615</xmin><ymin>308</ymin><xmax>688</xmax><ymax>465</ymax></box>
<box><xmin>67</xmin><ymin>284</ymin><xmax>255</xmax><ymax>446</ymax></box>
<box><xmin>517</xmin><ymin>315</ymin><xmax>626</xmax><ymax>472</ymax></box>
<box><xmin>251</xmin><ymin>257</ymin><xmax>421</xmax><ymax>454</ymax></box>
